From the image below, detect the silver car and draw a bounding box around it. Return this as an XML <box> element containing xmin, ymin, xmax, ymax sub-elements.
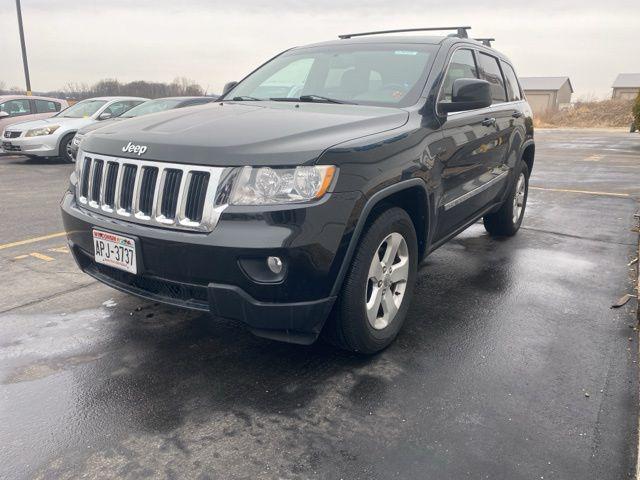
<box><xmin>1</xmin><ymin>96</ymin><xmax>146</xmax><ymax>162</ymax></box>
<box><xmin>0</xmin><ymin>95</ymin><xmax>69</xmax><ymax>133</ymax></box>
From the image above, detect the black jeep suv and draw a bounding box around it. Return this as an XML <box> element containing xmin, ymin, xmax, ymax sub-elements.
<box><xmin>61</xmin><ymin>27</ymin><xmax>534</xmax><ymax>353</ymax></box>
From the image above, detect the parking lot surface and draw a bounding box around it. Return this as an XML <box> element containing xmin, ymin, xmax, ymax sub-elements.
<box><xmin>0</xmin><ymin>129</ymin><xmax>639</xmax><ymax>479</ymax></box>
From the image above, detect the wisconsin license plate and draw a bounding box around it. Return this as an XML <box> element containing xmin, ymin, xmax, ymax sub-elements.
<box><xmin>93</xmin><ymin>229</ymin><xmax>137</xmax><ymax>274</ymax></box>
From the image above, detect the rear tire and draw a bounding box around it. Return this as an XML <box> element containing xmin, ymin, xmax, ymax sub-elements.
<box><xmin>483</xmin><ymin>163</ymin><xmax>529</xmax><ymax>237</ymax></box>
<box><xmin>58</xmin><ymin>133</ymin><xmax>75</xmax><ymax>163</ymax></box>
<box><xmin>323</xmin><ymin>207</ymin><xmax>418</xmax><ymax>354</ymax></box>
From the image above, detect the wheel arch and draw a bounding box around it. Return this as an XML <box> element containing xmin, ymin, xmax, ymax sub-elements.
<box><xmin>57</xmin><ymin>130</ymin><xmax>77</xmax><ymax>156</ymax></box>
<box><xmin>521</xmin><ymin>141</ymin><xmax>535</xmax><ymax>174</ymax></box>
<box><xmin>330</xmin><ymin>178</ymin><xmax>431</xmax><ymax>297</ymax></box>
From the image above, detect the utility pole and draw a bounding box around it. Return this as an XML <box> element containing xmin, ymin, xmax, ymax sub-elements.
<box><xmin>15</xmin><ymin>0</ymin><xmax>32</xmax><ymax>95</ymax></box>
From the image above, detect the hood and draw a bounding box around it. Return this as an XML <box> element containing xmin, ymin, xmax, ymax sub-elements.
<box><xmin>77</xmin><ymin>117</ymin><xmax>124</xmax><ymax>136</ymax></box>
<box><xmin>82</xmin><ymin>101</ymin><xmax>409</xmax><ymax>166</ymax></box>
<box><xmin>7</xmin><ymin>116</ymin><xmax>95</xmax><ymax>132</ymax></box>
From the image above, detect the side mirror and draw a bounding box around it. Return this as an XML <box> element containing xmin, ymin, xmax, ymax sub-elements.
<box><xmin>438</xmin><ymin>78</ymin><xmax>492</xmax><ymax>114</ymax></box>
<box><xmin>0</xmin><ymin>111</ymin><xmax>9</xmax><ymax>118</ymax></box>
<box><xmin>222</xmin><ymin>81</ymin><xmax>238</xmax><ymax>96</ymax></box>
<box><xmin>98</xmin><ymin>112</ymin><xmax>113</xmax><ymax>120</ymax></box>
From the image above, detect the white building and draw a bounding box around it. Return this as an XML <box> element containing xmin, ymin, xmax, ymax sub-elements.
<box><xmin>519</xmin><ymin>77</ymin><xmax>573</xmax><ymax>115</ymax></box>
<box><xmin>611</xmin><ymin>74</ymin><xmax>640</xmax><ymax>100</ymax></box>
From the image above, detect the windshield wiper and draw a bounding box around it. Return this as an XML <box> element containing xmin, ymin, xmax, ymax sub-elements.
<box><xmin>269</xmin><ymin>95</ymin><xmax>356</xmax><ymax>104</ymax></box>
<box><xmin>299</xmin><ymin>95</ymin><xmax>355</xmax><ymax>104</ymax></box>
<box><xmin>231</xmin><ymin>96</ymin><xmax>263</xmax><ymax>101</ymax></box>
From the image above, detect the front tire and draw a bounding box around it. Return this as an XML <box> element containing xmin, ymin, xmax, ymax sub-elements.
<box><xmin>323</xmin><ymin>207</ymin><xmax>418</xmax><ymax>354</ymax></box>
<box><xmin>483</xmin><ymin>163</ymin><xmax>529</xmax><ymax>237</ymax></box>
<box><xmin>58</xmin><ymin>133</ymin><xmax>75</xmax><ymax>163</ymax></box>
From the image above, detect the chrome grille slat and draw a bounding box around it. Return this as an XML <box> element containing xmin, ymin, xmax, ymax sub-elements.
<box><xmin>131</xmin><ymin>165</ymin><xmax>145</xmax><ymax>216</ymax></box>
<box><xmin>75</xmin><ymin>152</ymin><xmax>226</xmax><ymax>232</ymax></box>
<box><xmin>102</xmin><ymin>162</ymin><xmax>119</xmax><ymax>212</ymax></box>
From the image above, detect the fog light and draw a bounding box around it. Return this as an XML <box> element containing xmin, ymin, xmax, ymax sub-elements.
<box><xmin>267</xmin><ymin>256</ymin><xmax>283</xmax><ymax>274</ymax></box>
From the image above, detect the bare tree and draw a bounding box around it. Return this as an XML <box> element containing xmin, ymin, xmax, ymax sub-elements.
<box><xmin>18</xmin><ymin>78</ymin><xmax>207</xmax><ymax>101</ymax></box>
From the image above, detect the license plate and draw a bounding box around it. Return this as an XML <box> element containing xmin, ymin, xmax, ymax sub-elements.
<box><xmin>93</xmin><ymin>229</ymin><xmax>137</xmax><ymax>274</ymax></box>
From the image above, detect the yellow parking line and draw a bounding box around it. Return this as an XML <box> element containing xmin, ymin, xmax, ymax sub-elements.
<box><xmin>0</xmin><ymin>232</ymin><xmax>67</xmax><ymax>251</ymax></box>
<box><xmin>529</xmin><ymin>186</ymin><xmax>630</xmax><ymax>198</ymax></box>
<box><xmin>30</xmin><ymin>252</ymin><xmax>54</xmax><ymax>262</ymax></box>
<box><xmin>13</xmin><ymin>254</ymin><xmax>28</xmax><ymax>260</ymax></box>
<box><xmin>48</xmin><ymin>246</ymin><xmax>69</xmax><ymax>253</ymax></box>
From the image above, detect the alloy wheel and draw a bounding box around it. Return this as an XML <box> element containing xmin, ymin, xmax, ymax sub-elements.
<box><xmin>512</xmin><ymin>172</ymin><xmax>526</xmax><ymax>224</ymax></box>
<box><xmin>365</xmin><ymin>232</ymin><xmax>409</xmax><ymax>330</ymax></box>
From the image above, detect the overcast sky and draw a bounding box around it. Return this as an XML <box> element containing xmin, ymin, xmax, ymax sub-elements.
<box><xmin>1</xmin><ymin>0</ymin><xmax>638</xmax><ymax>99</ymax></box>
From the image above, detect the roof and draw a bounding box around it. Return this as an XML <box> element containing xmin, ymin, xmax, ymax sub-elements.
<box><xmin>302</xmin><ymin>35</ymin><xmax>445</xmax><ymax>49</ymax></box>
<box><xmin>612</xmin><ymin>73</ymin><xmax>640</xmax><ymax>88</ymax></box>
<box><xmin>0</xmin><ymin>94</ymin><xmax>68</xmax><ymax>103</ymax></box>
<box><xmin>519</xmin><ymin>77</ymin><xmax>574</xmax><ymax>93</ymax></box>
<box><xmin>295</xmin><ymin>35</ymin><xmax>509</xmax><ymax>62</ymax></box>
<box><xmin>86</xmin><ymin>96</ymin><xmax>148</xmax><ymax>101</ymax></box>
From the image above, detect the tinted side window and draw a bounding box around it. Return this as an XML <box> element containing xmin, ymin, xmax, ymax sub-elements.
<box><xmin>440</xmin><ymin>49</ymin><xmax>478</xmax><ymax>102</ymax></box>
<box><xmin>35</xmin><ymin>100</ymin><xmax>59</xmax><ymax>113</ymax></box>
<box><xmin>478</xmin><ymin>53</ymin><xmax>507</xmax><ymax>103</ymax></box>
<box><xmin>500</xmin><ymin>62</ymin><xmax>522</xmax><ymax>101</ymax></box>
<box><xmin>104</xmin><ymin>100</ymin><xmax>142</xmax><ymax>117</ymax></box>
<box><xmin>0</xmin><ymin>99</ymin><xmax>32</xmax><ymax>117</ymax></box>
<box><xmin>181</xmin><ymin>98</ymin><xmax>214</xmax><ymax>108</ymax></box>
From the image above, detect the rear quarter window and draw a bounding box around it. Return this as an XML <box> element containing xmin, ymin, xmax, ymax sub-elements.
<box><xmin>500</xmin><ymin>62</ymin><xmax>523</xmax><ymax>101</ymax></box>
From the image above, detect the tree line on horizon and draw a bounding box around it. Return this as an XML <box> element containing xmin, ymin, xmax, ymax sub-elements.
<box><xmin>0</xmin><ymin>77</ymin><xmax>212</xmax><ymax>100</ymax></box>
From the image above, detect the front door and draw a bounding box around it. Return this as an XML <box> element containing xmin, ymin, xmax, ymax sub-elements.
<box><xmin>434</xmin><ymin>48</ymin><xmax>507</xmax><ymax>239</ymax></box>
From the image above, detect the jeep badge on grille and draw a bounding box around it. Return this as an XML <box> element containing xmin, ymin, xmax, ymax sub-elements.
<box><xmin>122</xmin><ymin>142</ymin><xmax>148</xmax><ymax>156</ymax></box>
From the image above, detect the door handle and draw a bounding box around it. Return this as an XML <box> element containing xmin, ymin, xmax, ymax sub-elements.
<box><xmin>511</xmin><ymin>111</ymin><xmax>523</xmax><ymax>118</ymax></box>
<box><xmin>482</xmin><ymin>117</ymin><xmax>496</xmax><ymax>127</ymax></box>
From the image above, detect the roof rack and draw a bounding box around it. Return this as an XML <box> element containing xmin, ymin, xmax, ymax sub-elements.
<box><xmin>338</xmin><ymin>26</ymin><xmax>471</xmax><ymax>40</ymax></box>
<box><xmin>474</xmin><ymin>38</ymin><xmax>495</xmax><ymax>47</ymax></box>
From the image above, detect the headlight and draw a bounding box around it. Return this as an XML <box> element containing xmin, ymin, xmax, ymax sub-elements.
<box><xmin>229</xmin><ymin>165</ymin><xmax>336</xmax><ymax>205</ymax></box>
<box><xmin>25</xmin><ymin>125</ymin><xmax>60</xmax><ymax>137</ymax></box>
<box><xmin>74</xmin><ymin>150</ymin><xmax>85</xmax><ymax>178</ymax></box>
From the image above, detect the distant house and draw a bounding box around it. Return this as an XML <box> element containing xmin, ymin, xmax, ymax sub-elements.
<box><xmin>611</xmin><ymin>74</ymin><xmax>640</xmax><ymax>100</ymax></box>
<box><xmin>519</xmin><ymin>77</ymin><xmax>573</xmax><ymax>115</ymax></box>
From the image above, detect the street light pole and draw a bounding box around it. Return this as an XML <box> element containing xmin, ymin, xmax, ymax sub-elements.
<box><xmin>15</xmin><ymin>0</ymin><xmax>32</xmax><ymax>95</ymax></box>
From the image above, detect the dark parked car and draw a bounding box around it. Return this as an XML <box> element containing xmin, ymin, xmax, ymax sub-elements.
<box><xmin>69</xmin><ymin>96</ymin><xmax>216</xmax><ymax>159</ymax></box>
<box><xmin>61</xmin><ymin>27</ymin><xmax>534</xmax><ymax>353</ymax></box>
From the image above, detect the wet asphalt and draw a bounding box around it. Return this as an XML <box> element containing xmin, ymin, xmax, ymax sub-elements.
<box><xmin>0</xmin><ymin>129</ymin><xmax>639</xmax><ymax>480</ymax></box>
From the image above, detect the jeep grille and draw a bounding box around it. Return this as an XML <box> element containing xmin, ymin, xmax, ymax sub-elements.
<box><xmin>76</xmin><ymin>152</ymin><xmax>226</xmax><ymax>232</ymax></box>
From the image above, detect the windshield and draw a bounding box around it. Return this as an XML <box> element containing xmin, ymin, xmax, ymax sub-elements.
<box><xmin>226</xmin><ymin>43</ymin><xmax>437</xmax><ymax>107</ymax></box>
<box><xmin>56</xmin><ymin>99</ymin><xmax>107</xmax><ymax>118</ymax></box>
<box><xmin>121</xmin><ymin>98</ymin><xmax>183</xmax><ymax>118</ymax></box>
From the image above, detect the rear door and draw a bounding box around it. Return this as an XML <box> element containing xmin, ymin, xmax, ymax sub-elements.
<box><xmin>498</xmin><ymin>60</ymin><xmax>528</xmax><ymax>166</ymax></box>
<box><xmin>476</xmin><ymin>52</ymin><xmax>513</xmax><ymax>179</ymax></box>
<box><xmin>434</xmin><ymin>47</ymin><xmax>505</xmax><ymax>238</ymax></box>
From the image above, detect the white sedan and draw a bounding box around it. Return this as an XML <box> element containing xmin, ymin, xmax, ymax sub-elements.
<box><xmin>1</xmin><ymin>96</ymin><xmax>146</xmax><ymax>162</ymax></box>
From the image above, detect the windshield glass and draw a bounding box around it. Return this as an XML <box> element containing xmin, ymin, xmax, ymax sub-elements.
<box><xmin>121</xmin><ymin>98</ymin><xmax>183</xmax><ymax>117</ymax></box>
<box><xmin>226</xmin><ymin>43</ymin><xmax>437</xmax><ymax>107</ymax></box>
<box><xmin>56</xmin><ymin>99</ymin><xmax>107</xmax><ymax>118</ymax></box>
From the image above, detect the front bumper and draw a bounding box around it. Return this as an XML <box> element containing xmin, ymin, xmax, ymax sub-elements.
<box><xmin>1</xmin><ymin>134</ymin><xmax>59</xmax><ymax>156</ymax></box>
<box><xmin>61</xmin><ymin>190</ymin><xmax>362</xmax><ymax>344</ymax></box>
